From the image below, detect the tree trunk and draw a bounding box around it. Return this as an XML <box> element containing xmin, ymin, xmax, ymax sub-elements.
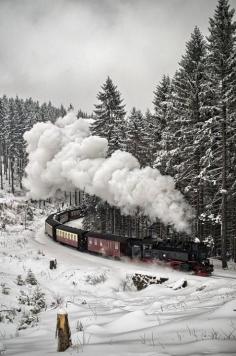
<box><xmin>74</xmin><ymin>190</ymin><xmax>77</xmax><ymax>206</ymax></box>
<box><xmin>8</xmin><ymin>157</ymin><xmax>11</xmax><ymax>186</ymax></box>
<box><xmin>11</xmin><ymin>158</ymin><xmax>14</xmax><ymax>194</ymax></box>
<box><xmin>0</xmin><ymin>155</ymin><xmax>3</xmax><ymax>190</ymax></box>
<box><xmin>56</xmin><ymin>313</ymin><xmax>71</xmax><ymax>352</ymax></box>
<box><xmin>221</xmin><ymin>118</ymin><xmax>228</xmax><ymax>269</ymax></box>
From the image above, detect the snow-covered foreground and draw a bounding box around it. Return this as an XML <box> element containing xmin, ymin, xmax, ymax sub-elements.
<box><xmin>0</xmin><ymin>201</ymin><xmax>236</xmax><ymax>355</ymax></box>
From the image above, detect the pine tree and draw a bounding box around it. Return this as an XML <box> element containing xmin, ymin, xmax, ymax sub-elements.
<box><xmin>168</xmin><ymin>27</ymin><xmax>207</xmax><ymax>239</ymax></box>
<box><xmin>31</xmin><ymin>286</ymin><xmax>46</xmax><ymax>314</ymax></box>
<box><xmin>152</xmin><ymin>75</ymin><xmax>174</xmax><ymax>173</ymax></box>
<box><xmin>203</xmin><ymin>0</ymin><xmax>236</xmax><ymax>267</ymax></box>
<box><xmin>91</xmin><ymin>76</ymin><xmax>126</xmax><ymax>155</ymax></box>
<box><xmin>153</xmin><ymin>74</ymin><xmax>172</xmax><ymax>139</ymax></box>
<box><xmin>143</xmin><ymin>109</ymin><xmax>156</xmax><ymax>166</ymax></box>
<box><xmin>0</xmin><ymin>96</ymin><xmax>10</xmax><ymax>185</ymax></box>
<box><xmin>77</xmin><ymin>108</ymin><xmax>89</xmax><ymax>119</ymax></box>
<box><xmin>126</xmin><ymin>107</ymin><xmax>147</xmax><ymax>167</ymax></box>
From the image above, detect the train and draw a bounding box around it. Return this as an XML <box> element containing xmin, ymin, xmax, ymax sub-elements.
<box><xmin>45</xmin><ymin>207</ymin><xmax>214</xmax><ymax>276</ymax></box>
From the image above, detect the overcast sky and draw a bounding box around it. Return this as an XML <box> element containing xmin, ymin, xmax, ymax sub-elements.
<box><xmin>0</xmin><ymin>0</ymin><xmax>236</xmax><ymax>114</ymax></box>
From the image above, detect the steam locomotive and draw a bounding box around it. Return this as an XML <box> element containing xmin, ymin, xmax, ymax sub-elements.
<box><xmin>45</xmin><ymin>207</ymin><xmax>214</xmax><ymax>276</ymax></box>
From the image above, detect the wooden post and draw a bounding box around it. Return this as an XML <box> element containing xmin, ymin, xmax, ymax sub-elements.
<box><xmin>56</xmin><ymin>312</ymin><xmax>71</xmax><ymax>352</ymax></box>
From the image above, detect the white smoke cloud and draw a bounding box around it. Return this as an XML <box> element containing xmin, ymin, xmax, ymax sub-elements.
<box><xmin>23</xmin><ymin>111</ymin><xmax>193</xmax><ymax>232</ymax></box>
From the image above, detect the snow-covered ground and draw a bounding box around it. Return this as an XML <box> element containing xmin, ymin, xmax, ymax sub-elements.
<box><xmin>0</xmin><ymin>195</ymin><xmax>236</xmax><ymax>355</ymax></box>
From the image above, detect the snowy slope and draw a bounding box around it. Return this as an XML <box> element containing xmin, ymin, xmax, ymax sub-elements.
<box><xmin>0</xmin><ymin>197</ymin><xmax>236</xmax><ymax>355</ymax></box>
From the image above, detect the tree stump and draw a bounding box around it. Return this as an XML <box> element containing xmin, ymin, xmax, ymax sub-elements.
<box><xmin>56</xmin><ymin>312</ymin><xmax>71</xmax><ymax>352</ymax></box>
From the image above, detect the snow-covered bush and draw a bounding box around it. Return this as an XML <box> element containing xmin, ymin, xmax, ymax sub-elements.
<box><xmin>50</xmin><ymin>294</ymin><xmax>64</xmax><ymax>309</ymax></box>
<box><xmin>18</xmin><ymin>287</ymin><xmax>46</xmax><ymax>314</ymax></box>
<box><xmin>119</xmin><ymin>274</ymin><xmax>135</xmax><ymax>291</ymax></box>
<box><xmin>0</xmin><ymin>310</ymin><xmax>16</xmax><ymax>324</ymax></box>
<box><xmin>18</xmin><ymin>312</ymin><xmax>39</xmax><ymax>330</ymax></box>
<box><xmin>30</xmin><ymin>286</ymin><xmax>46</xmax><ymax>314</ymax></box>
<box><xmin>1</xmin><ymin>283</ymin><xmax>10</xmax><ymax>295</ymax></box>
<box><xmin>16</xmin><ymin>274</ymin><xmax>25</xmax><ymax>286</ymax></box>
<box><xmin>85</xmin><ymin>272</ymin><xmax>107</xmax><ymax>285</ymax></box>
<box><xmin>18</xmin><ymin>290</ymin><xmax>31</xmax><ymax>306</ymax></box>
<box><xmin>5</xmin><ymin>310</ymin><xmax>16</xmax><ymax>323</ymax></box>
<box><xmin>25</xmin><ymin>269</ymin><xmax>37</xmax><ymax>285</ymax></box>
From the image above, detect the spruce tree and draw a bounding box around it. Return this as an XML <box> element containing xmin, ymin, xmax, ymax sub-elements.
<box><xmin>204</xmin><ymin>0</ymin><xmax>236</xmax><ymax>267</ymax></box>
<box><xmin>126</xmin><ymin>107</ymin><xmax>147</xmax><ymax>167</ymax></box>
<box><xmin>91</xmin><ymin>76</ymin><xmax>126</xmax><ymax>155</ymax></box>
<box><xmin>152</xmin><ymin>75</ymin><xmax>174</xmax><ymax>173</ymax></box>
<box><xmin>169</xmin><ymin>27</ymin><xmax>207</xmax><ymax>240</ymax></box>
<box><xmin>153</xmin><ymin>74</ymin><xmax>172</xmax><ymax>138</ymax></box>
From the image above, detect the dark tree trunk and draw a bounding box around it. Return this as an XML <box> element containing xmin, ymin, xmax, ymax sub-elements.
<box><xmin>0</xmin><ymin>155</ymin><xmax>3</xmax><ymax>190</ymax></box>
<box><xmin>10</xmin><ymin>158</ymin><xmax>14</xmax><ymax>194</ymax></box>
<box><xmin>221</xmin><ymin>119</ymin><xmax>228</xmax><ymax>269</ymax></box>
<box><xmin>74</xmin><ymin>190</ymin><xmax>77</xmax><ymax>206</ymax></box>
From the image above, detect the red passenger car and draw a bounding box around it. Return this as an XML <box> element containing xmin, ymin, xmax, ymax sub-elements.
<box><xmin>86</xmin><ymin>231</ymin><xmax>127</xmax><ymax>258</ymax></box>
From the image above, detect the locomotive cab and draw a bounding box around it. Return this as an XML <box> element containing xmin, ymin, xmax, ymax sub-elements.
<box><xmin>127</xmin><ymin>238</ymin><xmax>153</xmax><ymax>259</ymax></box>
<box><xmin>132</xmin><ymin>245</ymin><xmax>142</xmax><ymax>259</ymax></box>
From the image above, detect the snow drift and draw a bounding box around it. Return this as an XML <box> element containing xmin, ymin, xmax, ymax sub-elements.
<box><xmin>23</xmin><ymin>111</ymin><xmax>192</xmax><ymax>232</ymax></box>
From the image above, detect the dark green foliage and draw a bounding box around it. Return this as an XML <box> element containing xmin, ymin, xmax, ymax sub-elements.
<box><xmin>91</xmin><ymin>76</ymin><xmax>126</xmax><ymax>155</ymax></box>
<box><xmin>126</xmin><ymin>107</ymin><xmax>148</xmax><ymax>167</ymax></box>
<box><xmin>25</xmin><ymin>269</ymin><xmax>38</xmax><ymax>286</ymax></box>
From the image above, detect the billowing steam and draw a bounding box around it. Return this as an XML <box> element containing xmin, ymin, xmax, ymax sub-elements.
<box><xmin>23</xmin><ymin>111</ymin><xmax>193</xmax><ymax>232</ymax></box>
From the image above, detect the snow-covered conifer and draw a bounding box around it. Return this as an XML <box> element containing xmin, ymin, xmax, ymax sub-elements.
<box><xmin>91</xmin><ymin>76</ymin><xmax>126</xmax><ymax>155</ymax></box>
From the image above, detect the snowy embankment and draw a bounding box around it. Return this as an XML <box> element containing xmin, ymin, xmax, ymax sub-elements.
<box><xmin>0</xmin><ymin>198</ymin><xmax>236</xmax><ymax>355</ymax></box>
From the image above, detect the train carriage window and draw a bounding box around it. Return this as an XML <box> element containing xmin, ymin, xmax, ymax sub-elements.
<box><xmin>89</xmin><ymin>240</ymin><xmax>92</xmax><ymax>245</ymax></box>
<box><xmin>115</xmin><ymin>242</ymin><xmax>119</xmax><ymax>250</ymax></box>
<box><xmin>100</xmin><ymin>241</ymin><xmax>103</xmax><ymax>247</ymax></box>
<box><xmin>94</xmin><ymin>239</ymin><xmax>97</xmax><ymax>246</ymax></box>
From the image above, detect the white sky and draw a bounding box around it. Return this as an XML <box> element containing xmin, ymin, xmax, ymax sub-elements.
<box><xmin>0</xmin><ymin>0</ymin><xmax>236</xmax><ymax>113</ymax></box>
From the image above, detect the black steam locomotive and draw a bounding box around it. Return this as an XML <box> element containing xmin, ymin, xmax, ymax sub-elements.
<box><xmin>45</xmin><ymin>207</ymin><xmax>214</xmax><ymax>276</ymax></box>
